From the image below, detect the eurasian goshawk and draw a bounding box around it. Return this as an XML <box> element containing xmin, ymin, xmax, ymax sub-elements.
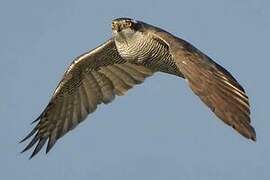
<box><xmin>21</xmin><ymin>18</ymin><xmax>256</xmax><ymax>158</ymax></box>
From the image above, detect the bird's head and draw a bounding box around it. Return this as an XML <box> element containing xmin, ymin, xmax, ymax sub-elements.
<box><xmin>112</xmin><ymin>18</ymin><xmax>142</xmax><ymax>40</ymax></box>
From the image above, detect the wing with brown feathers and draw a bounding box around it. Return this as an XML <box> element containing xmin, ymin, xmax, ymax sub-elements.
<box><xmin>21</xmin><ymin>39</ymin><xmax>153</xmax><ymax>158</ymax></box>
<box><xmin>171</xmin><ymin>39</ymin><xmax>256</xmax><ymax>140</ymax></box>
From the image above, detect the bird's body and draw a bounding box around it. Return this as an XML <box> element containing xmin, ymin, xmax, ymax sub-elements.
<box><xmin>21</xmin><ymin>18</ymin><xmax>256</xmax><ymax>158</ymax></box>
<box><xmin>114</xmin><ymin>21</ymin><xmax>180</xmax><ymax>75</ymax></box>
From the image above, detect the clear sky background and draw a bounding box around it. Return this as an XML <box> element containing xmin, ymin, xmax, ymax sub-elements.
<box><xmin>1</xmin><ymin>0</ymin><xmax>269</xmax><ymax>179</ymax></box>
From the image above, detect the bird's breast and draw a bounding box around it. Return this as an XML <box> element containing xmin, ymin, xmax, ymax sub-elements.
<box><xmin>115</xmin><ymin>34</ymin><xmax>171</xmax><ymax>67</ymax></box>
<box><xmin>114</xmin><ymin>33</ymin><xmax>180</xmax><ymax>75</ymax></box>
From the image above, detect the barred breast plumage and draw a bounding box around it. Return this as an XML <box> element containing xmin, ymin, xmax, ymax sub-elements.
<box><xmin>115</xmin><ymin>32</ymin><xmax>181</xmax><ymax>75</ymax></box>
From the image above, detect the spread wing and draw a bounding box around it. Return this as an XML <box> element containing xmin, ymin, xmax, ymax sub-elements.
<box><xmin>152</xmin><ymin>30</ymin><xmax>256</xmax><ymax>140</ymax></box>
<box><xmin>21</xmin><ymin>39</ymin><xmax>153</xmax><ymax>158</ymax></box>
<box><xmin>173</xmin><ymin>40</ymin><xmax>255</xmax><ymax>140</ymax></box>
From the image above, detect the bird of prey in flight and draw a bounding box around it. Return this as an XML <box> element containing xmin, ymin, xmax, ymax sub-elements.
<box><xmin>21</xmin><ymin>18</ymin><xmax>256</xmax><ymax>158</ymax></box>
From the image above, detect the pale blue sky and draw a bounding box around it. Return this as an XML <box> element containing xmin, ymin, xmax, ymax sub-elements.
<box><xmin>1</xmin><ymin>0</ymin><xmax>269</xmax><ymax>179</ymax></box>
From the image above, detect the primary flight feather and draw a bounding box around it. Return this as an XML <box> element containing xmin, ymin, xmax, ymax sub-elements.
<box><xmin>21</xmin><ymin>18</ymin><xmax>256</xmax><ymax>158</ymax></box>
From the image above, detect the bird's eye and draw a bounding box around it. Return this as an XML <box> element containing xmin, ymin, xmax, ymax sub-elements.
<box><xmin>127</xmin><ymin>21</ymin><xmax>132</xmax><ymax>27</ymax></box>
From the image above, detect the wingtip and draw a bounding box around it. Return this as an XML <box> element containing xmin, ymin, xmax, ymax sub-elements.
<box><xmin>250</xmin><ymin>132</ymin><xmax>256</xmax><ymax>142</ymax></box>
<box><xmin>31</xmin><ymin>114</ymin><xmax>42</xmax><ymax>124</ymax></box>
<box><xmin>19</xmin><ymin>138</ymin><xmax>26</xmax><ymax>144</ymax></box>
<box><xmin>46</xmin><ymin>143</ymin><xmax>54</xmax><ymax>154</ymax></box>
<box><xmin>21</xmin><ymin>145</ymin><xmax>32</xmax><ymax>155</ymax></box>
<box><xmin>20</xmin><ymin>148</ymin><xmax>27</xmax><ymax>154</ymax></box>
<box><xmin>19</xmin><ymin>136</ymin><xmax>30</xmax><ymax>144</ymax></box>
<box><xmin>29</xmin><ymin>152</ymin><xmax>36</xmax><ymax>159</ymax></box>
<box><xmin>20</xmin><ymin>148</ymin><xmax>38</xmax><ymax>160</ymax></box>
<box><xmin>249</xmin><ymin>126</ymin><xmax>256</xmax><ymax>142</ymax></box>
<box><xmin>20</xmin><ymin>127</ymin><xmax>38</xmax><ymax>143</ymax></box>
